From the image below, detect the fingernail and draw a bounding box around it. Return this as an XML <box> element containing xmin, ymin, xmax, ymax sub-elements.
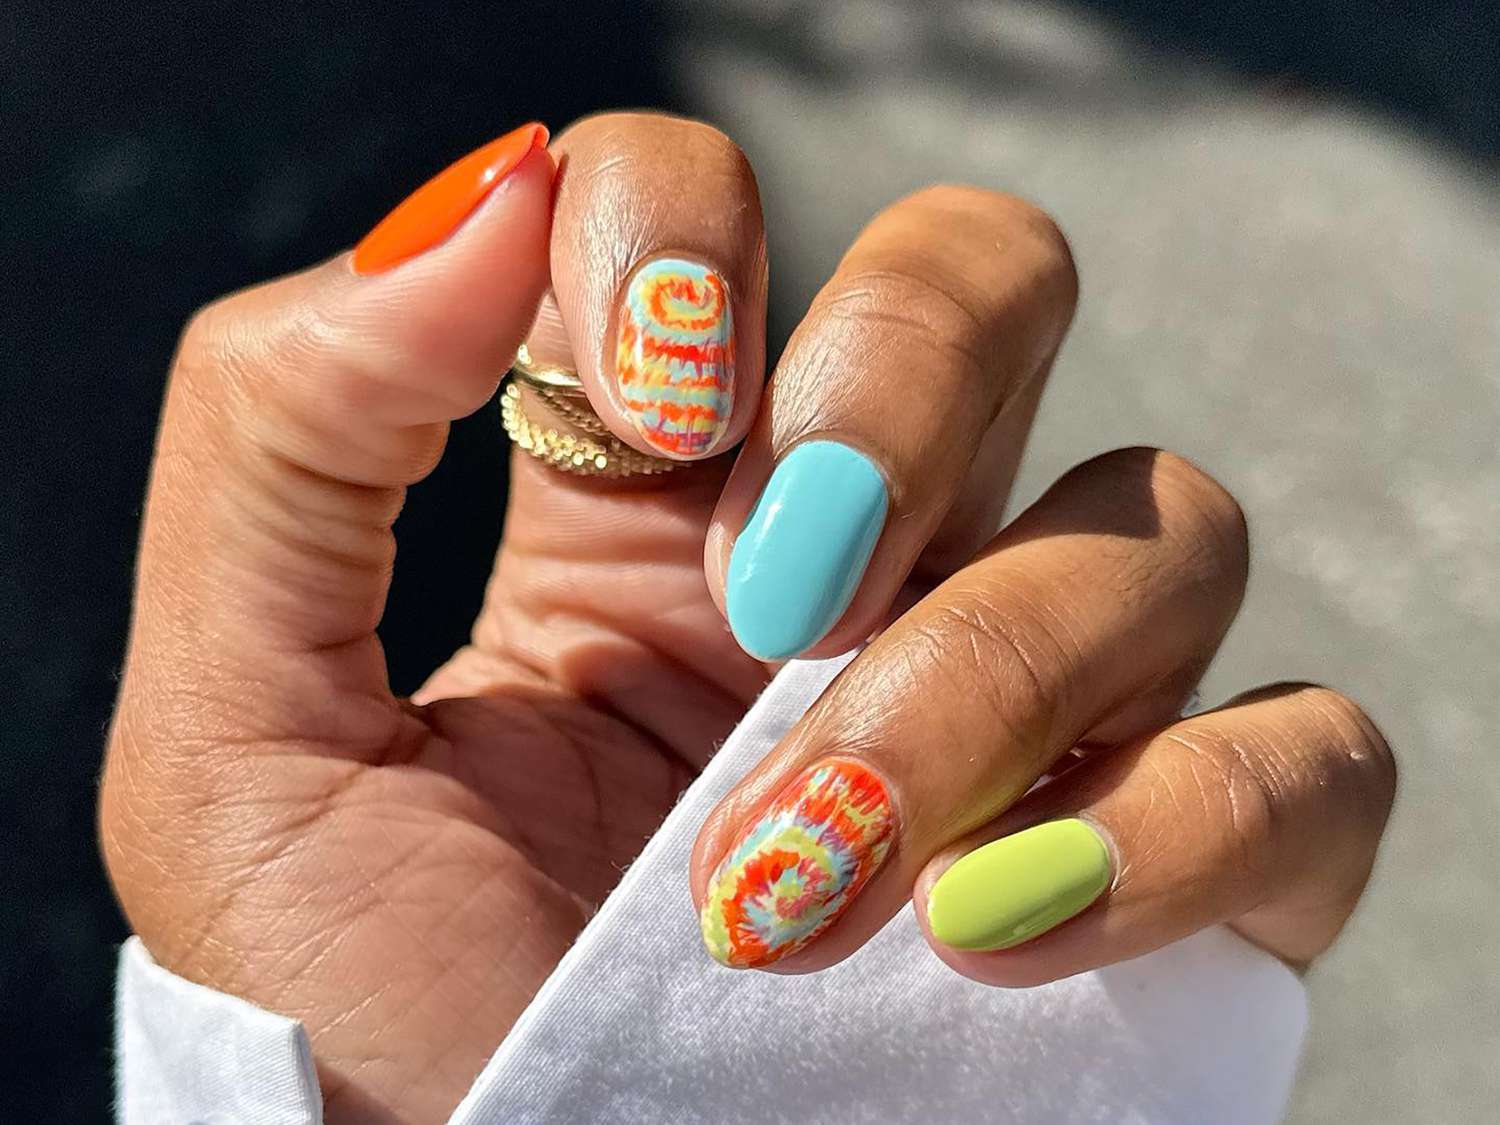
<box><xmin>726</xmin><ymin>441</ymin><xmax>888</xmax><ymax>661</ymax></box>
<box><xmin>352</xmin><ymin>122</ymin><xmax>549</xmax><ymax>275</ymax></box>
<box><xmin>614</xmin><ymin>257</ymin><xmax>734</xmax><ymax>456</ymax></box>
<box><xmin>700</xmin><ymin>758</ymin><xmax>895</xmax><ymax>968</ymax></box>
<box><xmin>926</xmin><ymin>819</ymin><xmax>1111</xmax><ymax>952</ymax></box>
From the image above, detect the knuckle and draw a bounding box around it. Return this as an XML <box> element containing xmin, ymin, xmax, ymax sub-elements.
<box><xmin>899</xmin><ymin>185</ymin><xmax>1078</xmax><ymax>314</ymax></box>
<box><xmin>986</xmin><ymin>191</ymin><xmax>1077</xmax><ymax>304</ymax></box>
<box><xmin>177</xmin><ymin>281</ymin><xmax>330</xmax><ymax>403</ymax></box>
<box><xmin>793</xmin><ymin>187</ymin><xmax>1077</xmax><ymax>422</ymax></box>
<box><xmin>1091</xmin><ymin>447</ymin><xmax>1250</xmax><ymax>583</ymax></box>
<box><xmin>568</xmin><ymin>110</ymin><xmax>746</xmax><ymax>164</ymax></box>
<box><xmin>813</xmin><ymin>266</ymin><xmax>995</xmax><ymax>380</ymax></box>
<box><xmin>174</xmin><ymin>278</ymin><xmax>447</xmax><ymax>487</ymax></box>
<box><xmin>1155</xmin><ymin>449</ymin><xmax>1248</xmax><ymax>551</ymax></box>
<box><xmin>178</xmin><ymin>298</ymin><xmax>222</xmax><ymax>361</ymax></box>
<box><xmin>906</xmin><ymin>185</ymin><xmax>1068</xmax><ymax>247</ymax></box>
<box><xmin>1163</xmin><ymin>685</ymin><xmax>1397</xmax><ymax>892</ymax></box>
<box><xmin>1296</xmin><ymin>685</ymin><xmax>1399</xmax><ymax>819</ymax></box>
<box><xmin>895</xmin><ymin>588</ymin><xmax>1072</xmax><ymax>764</ymax></box>
<box><xmin>177</xmin><ymin>292</ymin><xmax>256</xmax><ymax>385</ymax></box>
<box><xmin>1161</xmin><ymin>723</ymin><xmax>1283</xmax><ymax>877</ymax></box>
<box><xmin>174</xmin><ymin>292</ymin><xmax>285</xmax><ymax>440</ymax></box>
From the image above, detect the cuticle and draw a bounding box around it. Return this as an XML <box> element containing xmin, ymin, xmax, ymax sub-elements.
<box><xmin>1070</xmin><ymin>812</ymin><xmax>1121</xmax><ymax>893</ymax></box>
<box><xmin>771</xmin><ymin>431</ymin><xmax>899</xmax><ymax>511</ymax></box>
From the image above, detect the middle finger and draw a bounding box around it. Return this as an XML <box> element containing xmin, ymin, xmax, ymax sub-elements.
<box><xmin>708</xmin><ymin>185</ymin><xmax>1078</xmax><ymax>661</ymax></box>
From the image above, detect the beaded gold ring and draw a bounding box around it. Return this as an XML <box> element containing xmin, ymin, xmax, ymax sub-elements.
<box><xmin>501</xmin><ymin>345</ymin><xmax>682</xmax><ymax>478</ymax></box>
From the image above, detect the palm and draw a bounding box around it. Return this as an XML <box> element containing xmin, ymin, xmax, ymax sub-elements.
<box><xmin>232</xmin><ymin>457</ymin><xmax>770</xmax><ymax>1117</ymax></box>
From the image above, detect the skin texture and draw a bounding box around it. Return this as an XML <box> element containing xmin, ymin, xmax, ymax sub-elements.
<box><xmin>100</xmin><ymin>113</ymin><xmax>1395</xmax><ymax>1122</ymax></box>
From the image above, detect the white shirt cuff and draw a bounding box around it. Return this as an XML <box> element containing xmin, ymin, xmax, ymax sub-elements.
<box><xmin>116</xmin><ymin>935</ymin><xmax>321</xmax><ymax>1123</ymax></box>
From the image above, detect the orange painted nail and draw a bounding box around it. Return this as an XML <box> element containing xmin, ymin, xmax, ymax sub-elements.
<box><xmin>352</xmin><ymin>122</ymin><xmax>549</xmax><ymax>275</ymax></box>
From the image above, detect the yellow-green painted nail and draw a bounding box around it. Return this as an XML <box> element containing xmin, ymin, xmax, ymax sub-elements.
<box><xmin>926</xmin><ymin>819</ymin><xmax>1111</xmax><ymax>951</ymax></box>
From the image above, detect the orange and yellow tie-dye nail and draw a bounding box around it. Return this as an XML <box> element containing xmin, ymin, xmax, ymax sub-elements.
<box><xmin>700</xmin><ymin>759</ymin><xmax>895</xmax><ymax>968</ymax></box>
<box><xmin>615</xmin><ymin>257</ymin><xmax>734</xmax><ymax>456</ymax></box>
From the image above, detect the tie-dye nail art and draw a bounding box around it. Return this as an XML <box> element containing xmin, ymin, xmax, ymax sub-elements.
<box><xmin>615</xmin><ymin>257</ymin><xmax>734</xmax><ymax>456</ymax></box>
<box><xmin>700</xmin><ymin>758</ymin><xmax>895</xmax><ymax>968</ymax></box>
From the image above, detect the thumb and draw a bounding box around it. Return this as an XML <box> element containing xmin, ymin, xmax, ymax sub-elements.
<box><xmin>127</xmin><ymin>123</ymin><xmax>553</xmax><ymax>718</ymax></box>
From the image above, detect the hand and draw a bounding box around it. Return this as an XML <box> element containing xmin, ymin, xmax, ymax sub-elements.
<box><xmin>101</xmin><ymin>112</ymin><xmax>1394</xmax><ymax>1123</ymax></box>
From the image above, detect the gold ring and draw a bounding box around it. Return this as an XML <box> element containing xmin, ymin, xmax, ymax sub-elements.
<box><xmin>511</xmin><ymin>342</ymin><xmax>588</xmax><ymax>396</ymax></box>
<box><xmin>502</xmin><ymin>345</ymin><xmax>682</xmax><ymax>478</ymax></box>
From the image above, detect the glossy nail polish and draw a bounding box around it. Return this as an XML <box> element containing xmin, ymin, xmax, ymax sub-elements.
<box><xmin>700</xmin><ymin>758</ymin><xmax>895</xmax><ymax>968</ymax></box>
<box><xmin>726</xmin><ymin>440</ymin><xmax>888</xmax><ymax>661</ymax></box>
<box><xmin>352</xmin><ymin>122</ymin><xmax>548</xmax><ymax>275</ymax></box>
<box><xmin>614</xmin><ymin>257</ymin><xmax>734</xmax><ymax>456</ymax></box>
<box><xmin>926</xmin><ymin>819</ymin><xmax>1111</xmax><ymax>952</ymax></box>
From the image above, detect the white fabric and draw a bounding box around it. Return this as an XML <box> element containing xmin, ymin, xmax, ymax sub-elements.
<box><xmin>117</xmin><ymin>936</ymin><xmax>320</xmax><ymax>1123</ymax></box>
<box><xmin>118</xmin><ymin>653</ymin><xmax>1308</xmax><ymax>1124</ymax></box>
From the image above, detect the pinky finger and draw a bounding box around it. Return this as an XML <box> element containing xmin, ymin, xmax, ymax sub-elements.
<box><xmin>915</xmin><ymin>684</ymin><xmax>1396</xmax><ymax>986</ymax></box>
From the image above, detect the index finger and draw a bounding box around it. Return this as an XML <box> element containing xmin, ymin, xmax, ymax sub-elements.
<box><xmin>541</xmin><ymin>113</ymin><xmax>769</xmax><ymax>460</ymax></box>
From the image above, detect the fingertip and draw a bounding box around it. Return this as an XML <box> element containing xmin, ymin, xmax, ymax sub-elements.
<box><xmin>543</xmin><ymin>114</ymin><xmax>768</xmax><ymax>464</ymax></box>
<box><xmin>322</xmin><ymin>130</ymin><xmax>558</xmax><ymax>422</ymax></box>
<box><xmin>352</xmin><ymin>121</ymin><xmax>552</xmax><ymax>276</ymax></box>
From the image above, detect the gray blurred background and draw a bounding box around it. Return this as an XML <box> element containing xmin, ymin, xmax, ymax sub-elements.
<box><xmin>5</xmin><ymin>0</ymin><xmax>1495</xmax><ymax>1118</ymax></box>
<box><xmin>663</xmin><ymin>3</ymin><xmax>1497</xmax><ymax>1120</ymax></box>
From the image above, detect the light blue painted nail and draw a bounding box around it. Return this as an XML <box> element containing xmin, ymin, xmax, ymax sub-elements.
<box><xmin>726</xmin><ymin>441</ymin><xmax>889</xmax><ymax>661</ymax></box>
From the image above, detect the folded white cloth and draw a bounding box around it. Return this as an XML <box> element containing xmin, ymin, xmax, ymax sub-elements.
<box><xmin>118</xmin><ymin>653</ymin><xmax>1307</xmax><ymax>1124</ymax></box>
<box><xmin>117</xmin><ymin>936</ymin><xmax>320</xmax><ymax>1123</ymax></box>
